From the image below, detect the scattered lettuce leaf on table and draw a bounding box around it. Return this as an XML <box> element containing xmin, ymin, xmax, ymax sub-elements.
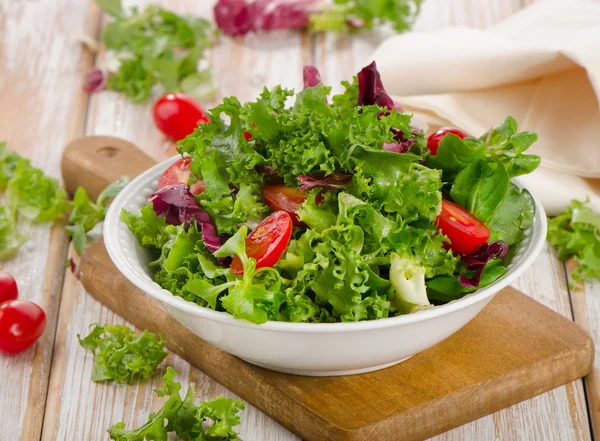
<box><xmin>93</xmin><ymin>0</ymin><xmax>216</xmax><ymax>103</ymax></box>
<box><xmin>547</xmin><ymin>200</ymin><xmax>600</xmax><ymax>284</ymax></box>
<box><xmin>108</xmin><ymin>367</ymin><xmax>245</xmax><ymax>441</ymax></box>
<box><xmin>78</xmin><ymin>323</ymin><xmax>168</xmax><ymax>384</ymax></box>
<box><xmin>67</xmin><ymin>177</ymin><xmax>131</xmax><ymax>255</ymax></box>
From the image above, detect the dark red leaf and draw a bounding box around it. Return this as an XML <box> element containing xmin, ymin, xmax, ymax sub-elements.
<box><xmin>83</xmin><ymin>68</ymin><xmax>106</xmax><ymax>93</ymax></box>
<box><xmin>297</xmin><ymin>172</ymin><xmax>352</xmax><ymax>191</ymax></box>
<box><xmin>357</xmin><ymin>61</ymin><xmax>394</xmax><ymax>111</ymax></box>
<box><xmin>303</xmin><ymin>66</ymin><xmax>322</xmax><ymax>89</ymax></box>
<box><xmin>150</xmin><ymin>184</ymin><xmax>224</xmax><ymax>254</ymax></box>
<box><xmin>214</xmin><ymin>0</ymin><xmax>321</xmax><ymax>36</ymax></box>
<box><xmin>458</xmin><ymin>241</ymin><xmax>509</xmax><ymax>288</ymax></box>
<box><xmin>384</xmin><ymin>128</ymin><xmax>417</xmax><ymax>153</ymax></box>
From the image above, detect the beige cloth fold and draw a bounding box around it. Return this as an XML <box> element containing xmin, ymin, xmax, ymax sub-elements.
<box><xmin>371</xmin><ymin>0</ymin><xmax>600</xmax><ymax>215</ymax></box>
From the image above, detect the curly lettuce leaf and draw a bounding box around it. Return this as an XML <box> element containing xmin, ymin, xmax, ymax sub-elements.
<box><xmin>78</xmin><ymin>324</ymin><xmax>168</xmax><ymax>384</ymax></box>
<box><xmin>548</xmin><ymin>200</ymin><xmax>600</xmax><ymax>283</ymax></box>
<box><xmin>6</xmin><ymin>159</ymin><xmax>70</xmax><ymax>222</ymax></box>
<box><xmin>121</xmin><ymin>204</ymin><xmax>171</xmax><ymax>250</ymax></box>
<box><xmin>97</xmin><ymin>1</ymin><xmax>216</xmax><ymax>103</ymax></box>
<box><xmin>108</xmin><ymin>367</ymin><xmax>245</xmax><ymax>441</ymax></box>
<box><xmin>0</xmin><ymin>142</ymin><xmax>21</xmax><ymax>191</ymax></box>
<box><xmin>66</xmin><ymin>177</ymin><xmax>130</xmax><ymax>255</ymax></box>
<box><xmin>310</xmin><ymin>0</ymin><xmax>422</xmax><ymax>34</ymax></box>
<box><xmin>0</xmin><ymin>206</ymin><xmax>29</xmax><ymax>260</ymax></box>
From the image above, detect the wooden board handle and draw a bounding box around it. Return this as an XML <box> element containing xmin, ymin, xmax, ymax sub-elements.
<box><xmin>61</xmin><ymin>136</ymin><xmax>157</xmax><ymax>200</ymax></box>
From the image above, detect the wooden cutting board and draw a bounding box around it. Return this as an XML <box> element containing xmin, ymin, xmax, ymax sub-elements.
<box><xmin>63</xmin><ymin>136</ymin><xmax>594</xmax><ymax>441</ymax></box>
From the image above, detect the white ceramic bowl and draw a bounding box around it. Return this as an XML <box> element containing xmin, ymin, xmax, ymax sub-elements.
<box><xmin>104</xmin><ymin>156</ymin><xmax>547</xmax><ymax>376</ymax></box>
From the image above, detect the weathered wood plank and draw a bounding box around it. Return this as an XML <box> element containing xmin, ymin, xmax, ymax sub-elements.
<box><xmin>314</xmin><ymin>1</ymin><xmax>590</xmax><ymax>440</ymax></box>
<box><xmin>0</xmin><ymin>0</ymin><xmax>99</xmax><ymax>440</ymax></box>
<box><xmin>41</xmin><ymin>1</ymin><xmax>303</xmax><ymax>440</ymax></box>
<box><xmin>568</xmin><ymin>262</ymin><xmax>600</xmax><ymax>439</ymax></box>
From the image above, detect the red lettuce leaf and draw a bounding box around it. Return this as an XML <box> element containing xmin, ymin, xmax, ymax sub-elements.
<box><xmin>458</xmin><ymin>241</ymin><xmax>509</xmax><ymax>288</ymax></box>
<box><xmin>303</xmin><ymin>66</ymin><xmax>322</xmax><ymax>89</ymax></box>
<box><xmin>214</xmin><ymin>0</ymin><xmax>321</xmax><ymax>36</ymax></box>
<box><xmin>357</xmin><ymin>61</ymin><xmax>394</xmax><ymax>111</ymax></box>
<box><xmin>383</xmin><ymin>127</ymin><xmax>417</xmax><ymax>153</ymax></box>
<box><xmin>150</xmin><ymin>184</ymin><xmax>223</xmax><ymax>253</ymax></box>
<box><xmin>297</xmin><ymin>172</ymin><xmax>352</xmax><ymax>191</ymax></box>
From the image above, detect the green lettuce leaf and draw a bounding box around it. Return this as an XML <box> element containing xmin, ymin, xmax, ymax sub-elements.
<box><xmin>97</xmin><ymin>1</ymin><xmax>215</xmax><ymax>103</ymax></box>
<box><xmin>0</xmin><ymin>142</ymin><xmax>21</xmax><ymax>191</ymax></box>
<box><xmin>6</xmin><ymin>160</ymin><xmax>70</xmax><ymax>222</ymax></box>
<box><xmin>78</xmin><ymin>323</ymin><xmax>168</xmax><ymax>384</ymax></box>
<box><xmin>548</xmin><ymin>200</ymin><xmax>600</xmax><ymax>283</ymax></box>
<box><xmin>310</xmin><ymin>0</ymin><xmax>422</xmax><ymax>34</ymax></box>
<box><xmin>121</xmin><ymin>204</ymin><xmax>171</xmax><ymax>250</ymax></box>
<box><xmin>66</xmin><ymin>177</ymin><xmax>130</xmax><ymax>255</ymax></box>
<box><xmin>0</xmin><ymin>206</ymin><xmax>29</xmax><ymax>260</ymax></box>
<box><xmin>108</xmin><ymin>367</ymin><xmax>245</xmax><ymax>441</ymax></box>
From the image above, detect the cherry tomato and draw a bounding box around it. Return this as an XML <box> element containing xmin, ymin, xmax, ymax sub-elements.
<box><xmin>158</xmin><ymin>157</ymin><xmax>205</xmax><ymax>195</ymax></box>
<box><xmin>262</xmin><ymin>184</ymin><xmax>307</xmax><ymax>227</ymax></box>
<box><xmin>243</xmin><ymin>122</ymin><xmax>257</xmax><ymax>141</ymax></box>
<box><xmin>231</xmin><ymin>211</ymin><xmax>293</xmax><ymax>275</ymax></box>
<box><xmin>0</xmin><ymin>300</ymin><xmax>47</xmax><ymax>354</ymax></box>
<box><xmin>0</xmin><ymin>271</ymin><xmax>18</xmax><ymax>304</ymax></box>
<box><xmin>153</xmin><ymin>93</ymin><xmax>209</xmax><ymax>141</ymax></box>
<box><xmin>427</xmin><ymin>127</ymin><xmax>469</xmax><ymax>156</ymax></box>
<box><xmin>436</xmin><ymin>199</ymin><xmax>490</xmax><ymax>256</ymax></box>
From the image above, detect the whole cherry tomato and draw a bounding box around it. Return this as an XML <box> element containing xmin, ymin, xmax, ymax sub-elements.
<box><xmin>230</xmin><ymin>211</ymin><xmax>293</xmax><ymax>275</ymax></box>
<box><xmin>427</xmin><ymin>127</ymin><xmax>469</xmax><ymax>156</ymax></box>
<box><xmin>436</xmin><ymin>199</ymin><xmax>490</xmax><ymax>256</ymax></box>
<box><xmin>0</xmin><ymin>300</ymin><xmax>47</xmax><ymax>354</ymax></box>
<box><xmin>153</xmin><ymin>93</ymin><xmax>209</xmax><ymax>141</ymax></box>
<box><xmin>0</xmin><ymin>271</ymin><xmax>18</xmax><ymax>304</ymax></box>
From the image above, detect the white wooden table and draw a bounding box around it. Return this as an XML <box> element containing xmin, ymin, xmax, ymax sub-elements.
<box><xmin>1</xmin><ymin>0</ymin><xmax>599</xmax><ymax>440</ymax></box>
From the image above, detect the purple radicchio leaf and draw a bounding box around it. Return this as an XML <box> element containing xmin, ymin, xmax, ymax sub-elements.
<box><xmin>303</xmin><ymin>66</ymin><xmax>322</xmax><ymax>89</ymax></box>
<box><xmin>83</xmin><ymin>68</ymin><xmax>107</xmax><ymax>93</ymax></box>
<box><xmin>458</xmin><ymin>241</ymin><xmax>509</xmax><ymax>288</ymax></box>
<box><xmin>357</xmin><ymin>61</ymin><xmax>394</xmax><ymax>111</ymax></box>
<box><xmin>255</xmin><ymin>165</ymin><xmax>278</xmax><ymax>175</ymax></box>
<box><xmin>297</xmin><ymin>172</ymin><xmax>352</xmax><ymax>191</ymax></box>
<box><xmin>383</xmin><ymin>127</ymin><xmax>417</xmax><ymax>153</ymax></box>
<box><xmin>214</xmin><ymin>0</ymin><xmax>322</xmax><ymax>36</ymax></box>
<box><xmin>150</xmin><ymin>184</ymin><xmax>223</xmax><ymax>254</ymax></box>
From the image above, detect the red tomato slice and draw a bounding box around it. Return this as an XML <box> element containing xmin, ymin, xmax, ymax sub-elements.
<box><xmin>262</xmin><ymin>184</ymin><xmax>307</xmax><ymax>226</ymax></box>
<box><xmin>0</xmin><ymin>300</ymin><xmax>47</xmax><ymax>354</ymax></box>
<box><xmin>436</xmin><ymin>199</ymin><xmax>490</xmax><ymax>256</ymax></box>
<box><xmin>158</xmin><ymin>157</ymin><xmax>205</xmax><ymax>195</ymax></box>
<box><xmin>231</xmin><ymin>211</ymin><xmax>293</xmax><ymax>275</ymax></box>
<box><xmin>427</xmin><ymin>127</ymin><xmax>469</xmax><ymax>156</ymax></box>
<box><xmin>0</xmin><ymin>271</ymin><xmax>18</xmax><ymax>304</ymax></box>
<box><xmin>153</xmin><ymin>93</ymin><xmax>209</xmax><ymax>141</ymax></box>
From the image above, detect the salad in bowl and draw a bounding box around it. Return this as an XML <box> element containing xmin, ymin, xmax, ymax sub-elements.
<box><xmin>107</xmin><ymin>62</ymin><xmax>546</xmax><ymax>375</ymax></box>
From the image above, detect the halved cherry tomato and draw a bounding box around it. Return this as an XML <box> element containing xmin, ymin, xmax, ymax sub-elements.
<box><xmin>436</xmin><ymin>199</ymin><xmax>490</xmax><ymax>256</ymax></box>
<box><xmin>262</xmin><ymin>184</ymin><xmax>307</xmax><ymax>226</ymax></box>
<box><xmin>158</xmin><ymin>157</ymin><xmax>205</xmax><ymax>195</ymax></box>
<box><xmin>427</xmin><ymin>127</ymin><xmax>469</xmax><ymax>156</ymax></box>
<box><xmin>231</xmin><ymin>211</ymin><xmax>293</xmax><ymax>275</ymax></box>
<box><xmin>153</xmin><ymin>93</ymin><xmax>209</xmax><ymax>141</ymax></box>
<box><xmin>0</xmin><ymin>300</ymin><xmax>47</xmax><ymax>354</ymax></box>
<box><xmin>0</xmin><ymin>271</ymin><xmax>18</xmax><ymax>304</ymax></box>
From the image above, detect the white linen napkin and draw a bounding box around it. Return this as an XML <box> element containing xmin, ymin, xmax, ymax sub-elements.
<box><xmin>370</xmin><ymin>0</ymin><xmax>600</xmax><ymax>215</ymax></box>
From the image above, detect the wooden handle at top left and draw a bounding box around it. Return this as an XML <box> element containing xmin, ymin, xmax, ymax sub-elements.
<box><xmin>61</xmin><ymin>136</ymin><xmax>157</xmax><ymax>200</ymax></box>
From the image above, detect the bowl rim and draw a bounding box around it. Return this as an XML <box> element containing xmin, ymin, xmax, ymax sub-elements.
<box><xmin>104</xmin><ymin>156</ymin><xmax>548</xmax><ymax>333</ymax></box>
